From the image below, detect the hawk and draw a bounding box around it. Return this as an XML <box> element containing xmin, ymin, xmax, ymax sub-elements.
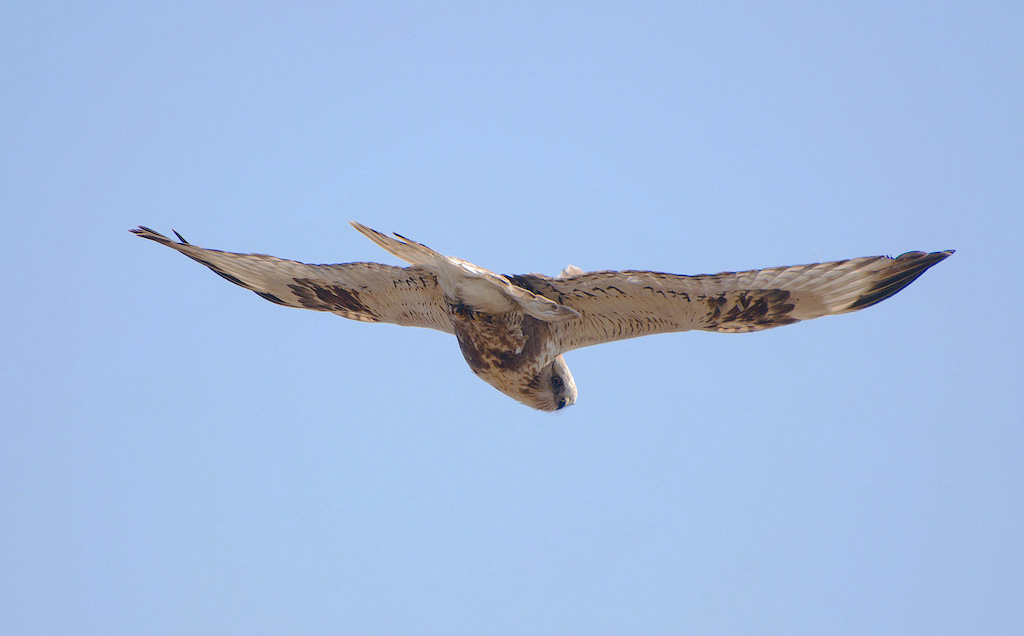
<box><xmin>132</xmin><ymin>224</ymin><xmax>952</xmax><ymax>411</ymax></box>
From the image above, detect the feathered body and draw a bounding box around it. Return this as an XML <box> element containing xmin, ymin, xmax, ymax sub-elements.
<box><xmin>132</xmin><ymin>224</ymin><xmax>952</xmax><ymax>411</ymax></box>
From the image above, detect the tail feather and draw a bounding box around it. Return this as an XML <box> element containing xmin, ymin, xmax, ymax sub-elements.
<box><xmin>349</xmin><ymin>222</ymin><xmax>443</xmax><ymax>266</ymax></box>
<box><xmin>349</xmin><ymin>222</ymin><xmax>580</xmax><ymax>323</ymax></box>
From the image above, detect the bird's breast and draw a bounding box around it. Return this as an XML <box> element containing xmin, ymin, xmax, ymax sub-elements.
<box><xmin>448</xmin><ymin>309</ymin><xmax>552</xmax><ymax>376</ymax></box>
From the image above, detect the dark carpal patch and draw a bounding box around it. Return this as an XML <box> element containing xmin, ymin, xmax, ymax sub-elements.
<box><xmin>703</xmin><ymin>289</ymin><xmax>798</xmax><ymax>331</ymax></box>
<box><xmin>288</xmin><ymin>278</ymin><xmax>378</xmax><ymax>318</ymax></box>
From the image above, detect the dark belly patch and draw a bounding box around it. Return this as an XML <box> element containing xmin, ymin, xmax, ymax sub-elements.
<box><xmin>450</xmin><ymin>307</ymin><xmax>548</xmax><ymax>374</ymax></box>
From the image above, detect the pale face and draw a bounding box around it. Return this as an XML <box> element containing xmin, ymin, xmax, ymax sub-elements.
<box><xmin>517</xmin><ymin>355</ymin><xmax>577</xmax><ymax>412</ymax></box>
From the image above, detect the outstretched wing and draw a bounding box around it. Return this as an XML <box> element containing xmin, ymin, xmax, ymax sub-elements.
<box><xmin>510</xmin><ymin>250</ymin><xmax>953</xmax><ymax>351</ymax></box>
<box><xmin>131</xmin><ymin>227</ymin><xmax>453</xmax><ymax>333</ymax></box>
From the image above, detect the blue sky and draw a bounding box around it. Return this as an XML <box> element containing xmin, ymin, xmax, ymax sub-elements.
<box><xmin>2</xmin><ymin>2</ymin><xmax>1022</xmax><ymax>633</ymax></box>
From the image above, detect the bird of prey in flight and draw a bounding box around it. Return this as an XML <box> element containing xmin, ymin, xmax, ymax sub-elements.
<box><xmin>132</xmin><ymin>223</ymin><xmax>952</xmax><ymax>411</ymax></box>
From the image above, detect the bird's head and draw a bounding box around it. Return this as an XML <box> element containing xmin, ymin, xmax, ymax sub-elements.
<box><xmin>519</xmin><ymin>355</ymin><xmax>577</xmax><ymax>412</ymax></box>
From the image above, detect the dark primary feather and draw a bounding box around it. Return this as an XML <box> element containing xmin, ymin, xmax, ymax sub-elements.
<box><xmin>845</xmin><ymin>251</ymin><xmax>952</xmax><ymax>310</ymax></box>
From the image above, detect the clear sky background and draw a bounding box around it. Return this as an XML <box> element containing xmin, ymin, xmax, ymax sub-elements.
<box><xmin>2</xmin><ymin>2</ymin><xmax>1022</xmax><ymax>634</ymax></box>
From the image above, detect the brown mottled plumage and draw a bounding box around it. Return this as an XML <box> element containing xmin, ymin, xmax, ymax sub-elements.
<box><xmin>131</xmin><ymin>224</ymin><xmax>952</xmax><ymax>411</ymax></box>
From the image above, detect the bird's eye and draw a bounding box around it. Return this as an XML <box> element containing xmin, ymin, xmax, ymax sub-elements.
<box><xmin>550</xmin><ymin>375</ymin><xmax>563</xmax><ymax>390</ymax></box>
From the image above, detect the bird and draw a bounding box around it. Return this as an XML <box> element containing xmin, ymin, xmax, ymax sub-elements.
<box><xmin>131</xmin><ymin>223</ymin><xmax>952</xmax><ymax>411</ymax></box>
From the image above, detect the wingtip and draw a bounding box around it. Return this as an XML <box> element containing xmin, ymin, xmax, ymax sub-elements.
<box><xmin>130</xmin><ymin>226</ymin><xmax>168</xmax><ymax>242</ymax></box>
<box><xmin>130</xmin><ymin>226</ymin><xmax>191</xmax><ymax>246</ymax></box>
<box><xmin>847</xmin><ymin>249</ymin><xmax>953</xmax><ymax>311</ymax></box>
